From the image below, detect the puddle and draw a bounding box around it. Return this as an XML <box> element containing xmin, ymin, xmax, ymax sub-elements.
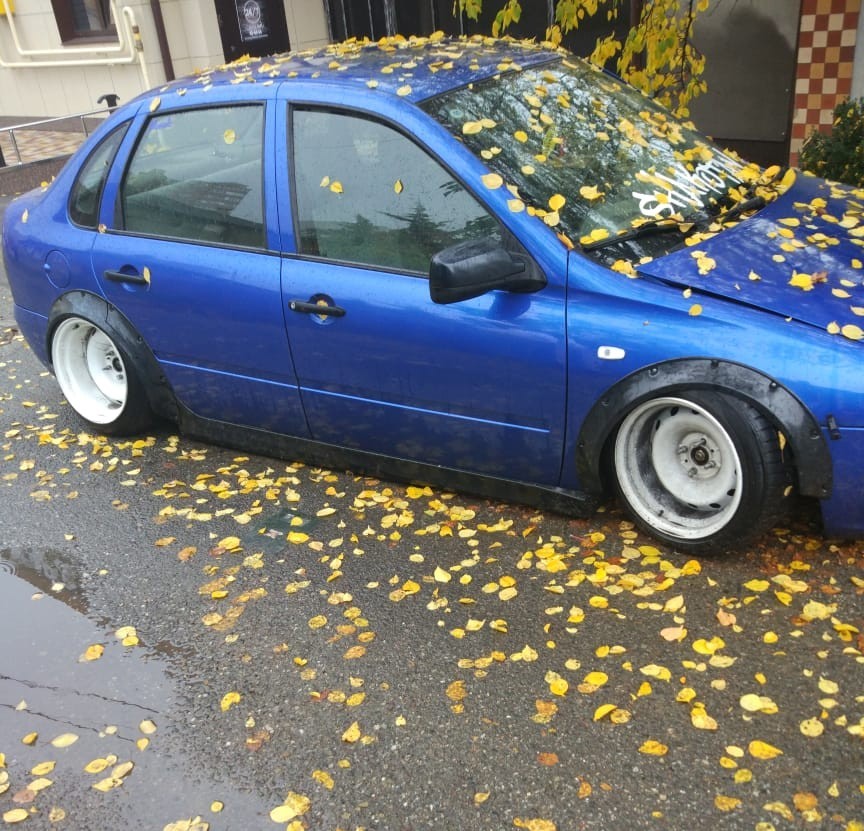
<box><xmin>238</xmin><ymin>506</ymin><xmax>320</xmax><ymax>554</ymax></box>
<box><xmin>0</xmin><ymin>565</ymin><xmax>273</xmax><ymax>828</ymax></box>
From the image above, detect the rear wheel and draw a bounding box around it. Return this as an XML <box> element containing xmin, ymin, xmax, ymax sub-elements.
<box><xmin>611</xmin><ymin>392</ymin><xmax>788</xmax><ymax>553</ymax></box>
<box><xmin>51</xmin><ymin>316</ymin><xmax>152</xmax><ymax>435</ymax></box>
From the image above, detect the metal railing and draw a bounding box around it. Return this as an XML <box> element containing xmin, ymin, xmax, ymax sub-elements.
<box><xmin>0</xmin><ymin>108</ymin><xmax>111</xmax><ymax>167</ymax></box>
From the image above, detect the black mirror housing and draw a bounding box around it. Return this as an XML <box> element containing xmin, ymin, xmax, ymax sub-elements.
<box><xmin>429</xmin><ymin>236</ymin><xmax>546</xmax><ymax>304</ymax></box>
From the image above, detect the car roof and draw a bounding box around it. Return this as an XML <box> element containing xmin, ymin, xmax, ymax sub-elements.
<box><xmin>156</xmin><ymin>34</ymin><xmax>562</xmax><ymax>104</ymax></box>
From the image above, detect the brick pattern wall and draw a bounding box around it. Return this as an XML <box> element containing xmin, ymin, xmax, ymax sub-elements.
<box><xmin>790</xmin><ymin>0</ymin><xmax>860</xmax><ymax>165</ymax></box>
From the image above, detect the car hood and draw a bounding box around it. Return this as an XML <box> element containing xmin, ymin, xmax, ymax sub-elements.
<box><xmin>636</xmin><ymin>172</ymin><xmax>864</xmax><ymax>336</ymax></box>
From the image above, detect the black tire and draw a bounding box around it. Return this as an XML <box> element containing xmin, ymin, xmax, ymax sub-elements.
<box><xmin>610</xmin><ymin>391</ymin><xmax>789</xmax><ymax>554</ymax></box>
<box><xmin>50</xmin><ymin>315</ymin><xmax>153</xmax><ymax>436</ymax></box>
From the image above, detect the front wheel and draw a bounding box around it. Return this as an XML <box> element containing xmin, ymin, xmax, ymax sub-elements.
<box><xmin>51</xmin><ymin>316</ymin><xmax>152</xmax><ymax>435</ymax></box>
<box><xmin>611</xmin><ymin>392</ymin><xmax>788</xmax><ymax>553</ymax></box>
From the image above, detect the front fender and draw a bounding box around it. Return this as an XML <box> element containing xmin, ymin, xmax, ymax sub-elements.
<box><xmin>575</xmin><ymin>358</ymin><xmax>832</xmax><ymax>500</ymax></box>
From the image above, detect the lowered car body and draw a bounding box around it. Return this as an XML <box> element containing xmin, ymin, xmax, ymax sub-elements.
<box><xmin>2</xmin><ymin>34</ymin><xmax>862</xmax><ymax>552</ymax></box>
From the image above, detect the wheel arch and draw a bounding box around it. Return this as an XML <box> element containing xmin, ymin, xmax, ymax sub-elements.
<box><xmin>575</xmin><ymin>358</ymin><xmax>832</xmax><ymax>500</ymax></box>
<box><xmin>47</xmin><ymin>291</ymin><xmax>179</xmax><ymax>423</ymax></box>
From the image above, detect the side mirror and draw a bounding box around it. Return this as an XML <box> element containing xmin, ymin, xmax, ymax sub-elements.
<box><xmin>429</xmin><ymin>236</ymin><xmax>547</xmax><ymax>305</ymax></box>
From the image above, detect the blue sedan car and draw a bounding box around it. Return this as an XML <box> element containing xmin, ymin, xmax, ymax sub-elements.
<box><xmin>3</xmin><ymin>35</ymin><xmax>863</xmax><ymax>553</ymax></box>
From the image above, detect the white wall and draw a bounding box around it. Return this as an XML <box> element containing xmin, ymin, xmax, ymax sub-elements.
<box><xmin>0</xmin><ymin>0</ymin><xmax>328</xmax><ymax>118</ymax></box>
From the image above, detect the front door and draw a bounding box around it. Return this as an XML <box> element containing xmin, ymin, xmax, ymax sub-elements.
<box><xmin>214</xmin><ymin>0</ymin><xmax>290</xmax><ymax>62</ymax></box>
<box><xmin>282</xmin><ymin>107</ymin><xmax>567</xmax><ymax>485</ymax></box>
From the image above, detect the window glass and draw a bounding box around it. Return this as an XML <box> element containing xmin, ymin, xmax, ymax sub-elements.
<box><xmin>422</xmin><ymin>58</ymin><xmax>746</xmax><ymax>264</ymax></box>
<box><xmin>69</xmin><ymin>122</ymin><xmax>129</xmax><ymax>228</ymax></box>
<box><xmin>121</xmin><ymin>105</ymin><xmax>266</xmax><ymax>248</ymax></box>
<box><xmin>50</xmin><ymin>0</ymin><xmax>116</xmax><ymax>43</ymax></box>
<box><xmin>292</xmin><ymin>109</ymin><xmax>499</xmax><ymax>273</ymax></box>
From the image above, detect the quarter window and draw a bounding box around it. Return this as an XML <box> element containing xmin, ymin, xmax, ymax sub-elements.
<box><xmin>292</xmin><ymin>109</ymin><xmax>498</xmax><ymax>273</ymax></box>
<box><xmin>69</xmin><ymin>122</ymin><xmax>128</xmax><ymax>228</ymax></box>
<box><xmin>121</xmin><ymin>105</ymin><xmax>266</xmax><ymax>249</ymax></box>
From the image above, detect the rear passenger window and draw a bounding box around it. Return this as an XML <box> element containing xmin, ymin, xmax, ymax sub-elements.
<box><xmin>121</xmin><ymin>105</ymin><xmax>265</xmax><ymax>248</ymax></box>
<box><xmin>69</xmin><ymin>123</ymin><xmax>129</xmax><ymax>228</ymax></box>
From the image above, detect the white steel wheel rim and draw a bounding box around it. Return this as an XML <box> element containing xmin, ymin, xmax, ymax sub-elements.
<box><xmin>614</xmin><ymin>397</ymin><xmax>743</xmax><ymax>540</ymax></box>
<box><xmin>52</xmin><ymin>318</ymin><xmax>128</xmax><ymax>425</ymax></box>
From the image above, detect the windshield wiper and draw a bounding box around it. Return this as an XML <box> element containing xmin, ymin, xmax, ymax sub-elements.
<box><xmin>580</xmin><ymin>218</ymin><xmax>689</xmax><ymax>252</ymax></box>
<box><xmin>582</xmin><ymin>194</ymin><xmax>769</xmax><ymax>254</ymax></box>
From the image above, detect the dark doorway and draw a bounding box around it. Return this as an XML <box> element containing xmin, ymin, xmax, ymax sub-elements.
<box><xmin>214</xmin><ymin>0</ymin><xmax>290</xmax><ymax>62</ymax></box>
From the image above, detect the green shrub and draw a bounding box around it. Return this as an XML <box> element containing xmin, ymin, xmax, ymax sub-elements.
<box><xmin>799</xmin><ymin>98</ymin><xmax>864</xmax><ymax>187</ymax></box>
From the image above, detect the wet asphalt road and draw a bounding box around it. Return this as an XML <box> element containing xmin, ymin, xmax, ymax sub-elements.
<box><xmin>1</xmin><ymin>192</ymin><xmax>863</xmax><ymax>831</ymax></box>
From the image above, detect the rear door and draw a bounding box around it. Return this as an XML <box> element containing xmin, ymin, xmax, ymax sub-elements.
<box><xmin>91</xmin><ymin>95</ymin><xmax>309</xmax><ymax>436</ymax></box>
<box><xmin>279</xmin><ymin>102</ymin><xmax>568</xmax><ymax>485</ymax></box>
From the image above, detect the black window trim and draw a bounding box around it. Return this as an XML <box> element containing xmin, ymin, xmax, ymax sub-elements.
<box><xmin>67</xmin><ymin>120</ymin><xmax>131</xmax><ymax>230</ymax></box>
<box><xmin>115</xmin><ymin>101</ymin><xmax>271</xmax><ymax>252</ymax></box>
<box><xmin>286</xmin><ymin>101</ymin><xmax>506</xmax><ymax>276</ymax></box>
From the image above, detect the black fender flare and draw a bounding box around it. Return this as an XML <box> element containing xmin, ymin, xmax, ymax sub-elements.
<box><xmin>575</xmin><ymin>358</ymin><xmax>832</xmax><ymax>500</ymax></box>
<box><xmin>47</xmin><ymin>291</ymin><xmax>178</xmax><ymax>422</ymax></box>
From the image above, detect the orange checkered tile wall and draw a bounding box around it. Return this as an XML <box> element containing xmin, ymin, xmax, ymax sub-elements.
<box><xmin>790</xmin><ymin>0</ymin><xmax>860</xmax><ymax>165</ymax></box>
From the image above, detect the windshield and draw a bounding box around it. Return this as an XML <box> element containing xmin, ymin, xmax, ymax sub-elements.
<box><xmin>422</xmin><ymin>57</ymin><xmax>748</xmax><ymax>264</ymax></box>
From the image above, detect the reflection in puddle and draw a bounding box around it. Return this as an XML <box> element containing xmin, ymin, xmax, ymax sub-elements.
<box><xmin>0</xmin><ymin>567</ymin><xmax>270</xmax><ymax>828</ymax></box>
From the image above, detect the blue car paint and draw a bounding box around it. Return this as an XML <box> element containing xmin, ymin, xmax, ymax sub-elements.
<box><xmin>2</xmin><ymin>37</ymin><xmax>862</xmax><ymax>538</ymax></box>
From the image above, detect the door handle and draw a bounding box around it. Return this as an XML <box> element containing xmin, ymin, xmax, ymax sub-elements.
<box><xmin>105</xmin><ymin>269</ymin><xmax>149</xmax><ymax>286</ymax></box>
<box><xmin>289</xmin><ymin>299</ymin><xmax>346</xmax><ymax>318</ymax></box>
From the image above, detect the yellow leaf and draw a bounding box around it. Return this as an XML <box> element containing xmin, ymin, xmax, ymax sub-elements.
<box><xmin>584</xmin><ymin>671</ymin><xmax>608</xmax><ymax>687</ymax></box>
<box><xmin>514</xmin><ymin>130</ymin><xmax>528</xmax><ymax>142</ymax></box>
<box><xmin>138</xmin><ymin>719</ymin><xmax>157</xmax><ymax>735</ymax></box>
<box><xmin>788</xmin><ymin>271</ymin><xmax>814</xmax><ymax>291</ymax></box>
<box><xmin>639</xmin><ymin>740</ymin><xmax>668</xmax><ymax>756</ymax></box>
<box><xmin>433</xmin><ymin>566</ymin><xmax>451</xmax><ymax>583</ymax></box>
<box><xmin>30</xmin><ymin>761</ymin><xmax>55</xmax><ymax>776</ymax></box>
<box><xmin>394</xmin><ymin>179</ymin><xmax>403</xmax><ymax>194</ymax></box>
<box><xmin>312</xmin><ymin>769</ymin><xmax>334</xmax><ymax>790</ymax></box>
<box><xmin>691</xmin><ymin>706</ymin><xmax>718</xmax><ymax>730</ymax></box>
<box><xmin>82</xmin><ymin>643</ymin><xmax>104</xmax><ymax>662</ymax></box>
<box><xmin>548</xmin><ymin>676</ymin><xmax>569</xmax><ymax>697</ymax></box>
<box><xmin>2</xmin><ymin>809</ymin><xmax>30</xmax><ymax>824</ymax></box>
<box><xmin>688</xmin><ymin>304</ymin><xmax>703</xmax><ymax>317</ymax></box>
<box><xmin>640</xmin><ymin>664</ymin><xmax>671</xmax><ymax>681</ymax></box>
<box><xmin>508</xmin><ymin>198</ymin><xmax>525</xmax><ymax>213</ymax></box>
<box><xmin>842</xmin><ymin>324</ymin><xmax>864</xmax><ymax>341</ymax></box>
<box><xmin>714</xmin><ymin>795</ymin><xmax>741</xmax><ymax>812</ymax></box>
<box><xmin>548</xmin><ymin>193</ymin><xmax>566</xmax><ymax>212</ymax></box>
<box><xmin>514</xmin><ymin>819</ymin><xmax>557</xmax><ymax>831</ymax></box>
<box><xmin>328</xmin><ymin>182</ymin><xmax>343</xmax><ymax>195</ymax></box>
<box><xmin>50</xmin><ymin>733</ymin><xmax>78</xmax><ymax>748</ymax></box>
<box><xmin>220</xmin><ymin>691</ymin><xmax>242</xmax><ymax>712</ymax></box>
<box><xmin>482</xmin><ymin>173</ymin><xmax>503</xmax><ymax>190</ymax></box>
<box><xmin>660</xmin><ymin>626</ymin><xmax>687</xmax><ymax>642</ymax></box>
<box><xmin>799</xmin><ymin>717</ymin><xmax>824</xmax><ymax>737</ymax></box>
<box><xmin>462</xmin><ymin>121</ymin><xmax>483</xmax><ymax>135</ymax></box>
<box><xmin>308</xmin><ymin>615</ymin><xmax>327</xmax><ymax>629</ymax></box>
<box><xmin>84</xmin><ymin>758</ymin><xmax>111</xmax><ymax>774</ymax></box>
<box><xmin>579</xmin><ymin>185</ymin><xmax>603</xmax><ymax>201</ymax></box>
<box><xmin>396</xmin><ymin>85</ymin><xmax>411</xmax><ymax>97</ymax></box>
<box><xmin>269</xmin><ymin>793</ymin><xmax>311</xmax><ymax>822</ymax></box>
<box><xmin>748</xmin><ymin>739</ymin><xmax>783</xmax><ymax>759</ymax></box>
<box><xmin>593</xmin><ymin>703</ymin><xmax>616</xmax><ymax>721</ymax></box>
<box><xmin>223</xmin><ymin>129</ymin><xmax>236</xmax><ymax>145</ymax></box>
<box><xmin>743</xmin><ymin>579</ymin><xmax>769</xmax><ymax>592</ymax></box>
<box><xmin>342</xmin><ymin>722</ymin><xmax>361</xmax><ymax>743</ymax></box>
<box><xmin>149</xmin><ymin>97</ymin><xmax>161</xmax><ymax>112</ymax></box>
